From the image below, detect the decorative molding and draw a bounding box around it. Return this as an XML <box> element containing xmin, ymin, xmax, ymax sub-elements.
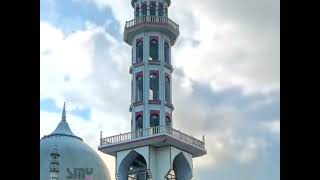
<box><xmin>135</xmin><ymin>111</ymin><xmax>144</xmax><ymax>117</ymax></box>
<box><xmin>150</xmin><ymin>35</ymin><xmax>159</xmax><ymax>41</ymax></box>
<box><xmin>133</xmin><ymin>61</ymin><xmax>144</xmax><ymax>68</ymax></box>
<box><xmin>165</xmin><ymin>103</ymin><xmax>174</xmax><ymax>110</ymax></box>
<box><xmin>148</xmin><ymin>60</ymin><xmax>161</xmax><ymax>65</ymax></box>
<box><xmin>148</xmin><ymin>99</ymin><xmax>161</xmax><ymax>104</ymax></box>
<box><xmin>133</xmin><ymin>101</ymin><xmax>144</xmax><ymax>107</ymax></box>
<box><xmin>150</xmin><ymin>110</ymin><xmax>160</xmax><ymax>116</ymax></box>
<box><xmin>149</xmin><ymin>70</ymin><xmax>159</xmax><ymax>76</ymax></box>
<box><xmin>136</xmin><ymin>71</ymin><xmax>144</xmax><ymax>78</ymax></box>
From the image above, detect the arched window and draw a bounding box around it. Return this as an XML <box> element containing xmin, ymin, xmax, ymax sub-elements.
<box><xmin>135</xmin><ymin>7</ymin><xmax>139</xmax><ymax>18</ymax></box>
<box><xmin>149</xmin><ymin>72</ymin><xmax>159</xmax><ymax>100</ymax></box>
<box><xmin>165</xmin><ymin>116</ymin><xmax>171</xmax><ymax>127</ymax></box>
<box><xmin>142</xmin><ymin>3</ymin><xmax>147</xmax><ymax>16</ymax></box>
<box><xmin>136</xmin><ymin>115</ymin><xmax>143</xmax><ymax>130</ymax></box>
<box><xmin>149</xmin><ymin>38</ymin><xmax>158</xmax><ymax>60</ymax></box>
<box><xmin>136</xmin><ymin>75</ymin><xmax>143</xmax><ymax>102</ymax></box>
<box><xmin>165</xmin><ymin>76</ymin><xmax>170</xmax><ymax>102</ymax></box>
<box><xmin>150</xmin><ymin>114</ymin><xmax>159</xmax><ymax>127</ymax></box>
<box><xmin>131</xmin><ymin>79</ymin><xmax>133</xmax><ymax>103</ymax></box>
<box><xmin>164</xmin><ymin>42</ymin><xmax>170</xmax><ymax>63</ymax></box>
<box><xmin>150</xmin><ymin>1</ymin><xmax>156</xmax><ymax>16</ymax></box>
<box><xmin>158</xmin><ymin>3</ymin><xmax>164</xmax><ymax>16</ymax></box>
<box><xmin>136</xmin><ymin>40</ymin><xmax>143</xmax><ymax>63</ymax></box>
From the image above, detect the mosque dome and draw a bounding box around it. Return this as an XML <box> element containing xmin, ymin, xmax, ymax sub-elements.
<box><xmin>40</xmin><ymin>103</ymin><xmax>111</xmax><ymax>180</ymax></box>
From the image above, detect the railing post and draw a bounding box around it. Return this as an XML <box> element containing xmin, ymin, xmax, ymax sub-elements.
<box><xmin>100</xmin><ymin>131</ymin><xmax>103</xmax><ymax>145</ymax></box>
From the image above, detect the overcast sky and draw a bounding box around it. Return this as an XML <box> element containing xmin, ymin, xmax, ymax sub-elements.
<box><xmin>40</xmin><ymin>0</ymin><xmax>280</xmax><ymax>179</ymax></box>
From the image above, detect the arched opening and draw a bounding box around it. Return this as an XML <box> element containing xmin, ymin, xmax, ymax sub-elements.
<box><xmin>164</xmin><ymin>42</ymin><xmax>170</xmax><ymax>63</ymax></box>
<box><xmin>165</xmin><ymin>76</ymin><xmax>170</xmax><ymax>102</ymax></box>
<box><xmin>136</xmin><ymin>115</ymin><xmax>143</xmax><ymax>138</ymax></box>
<box><xmin>150</xmin><ymin>1</ymin><xmax>156</xmax><ymax>16</ymax></box>
<box><xmin>158</xmin><ymin>3</ymin><xmax>164</xmax><ymax>16</ymax></box>
<box><xmin>149</xmin><ymin>38</ymin><xmax>158</xmax><ymax>61</ymax></box>
<box><xmin>136</xmin><ymin>74</ymin><xmax>143</xmax><ymax>102</ymax></box>
<box><xmin>136</xmin><ymin>40</ymin><xmax>143</xmax><ymax>63</ymax></box>
<box><xmin>165</xmin><ymin>116</ymin><xmax>171</xmax><ymax>127</ymax></box>
<box><xmin>136</xmin><ymin>115</ymin><xmax>143</xmax><ymax>130</ymax></box>
<box><xmin>150</xmin><ymin>114</ymin><xmax>159</xmax><ymax>127</ymax></box>
<box><xmin>173</xmin><ymin>153</ymin><xmax>192</xmax><ymax>180</ymax></box>
<box><xmin>135</xmin><ymin>6</ymin><xmax>139</xmax><ymax>18</ymax></box>
<box><xmin>118</xmin><ymin>151</ymin><xmax>149</xmax><ymax>180</ymax></box>
<box><xmin>150</xmin><ymin>113</ymin><xmax>160</xmax><ymax>134</ymax></box>
<box><xmin>149</xmin><ymin>72</ymin><xmax>159</xmax><ymax>100</ymax></box>
<box><xmin>142</xmin><ymin>3</ymin><xmax>147</xmax><ymax>16</ymax></box>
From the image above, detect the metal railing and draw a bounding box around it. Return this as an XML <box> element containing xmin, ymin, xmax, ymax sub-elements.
<box><xmin>125</xmin><ymin>16</ymin><xmax>179</xmax><ymax>31</ymax></box>
<box><xmin>100</xmin><ymin>126</ymin><xmax>205</xmax><ymax>149</ymax></box>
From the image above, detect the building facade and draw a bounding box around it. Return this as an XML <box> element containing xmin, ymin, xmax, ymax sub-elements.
<box><xmin>99</xmin><ymin>1</ymin><xmax>206</xmax><ymax>179</ymax></box>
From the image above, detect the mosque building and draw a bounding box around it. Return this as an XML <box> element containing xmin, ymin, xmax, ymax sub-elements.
<box><xmin>40</xmin><ymin>0</ymin><xmax>206</xmax><ymax>180</ymax></box>
<box><xmin>40</xmin><ymin>103</ymin><xmax>111</xmax><ymax>180</ymax></box>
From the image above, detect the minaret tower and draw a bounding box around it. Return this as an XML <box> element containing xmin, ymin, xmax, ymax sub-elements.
<box><xmin>49</xmin><ymin>145</ymin><xmax>60</xmax><ymax>180</ymax></box>
<box><xmin>99</xmin><ymin>1</ymin><xmax>206</xmax><ymax>179</ymax></box>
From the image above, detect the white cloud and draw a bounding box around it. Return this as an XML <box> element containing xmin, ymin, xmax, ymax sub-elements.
<box><xmin>83</xmin><ymin>0</ymin><xmax>280</xmax><ymax>94</ymax></box>
<box><xmin>193</xmin><ymin>129</ymin><xmax>267</xmax><ymax>170</ymax></box>
<box><xmin>40</xmin><ymin>20</ymin><xmax>131</xmax><ymax>112</ymax></box>
<box><xmin>89</xmin><ymin>0</ymin><xmax>279</xmax><ymax>95</ymax></box>
<box><xmin>41</xmin><ymin>0</ymin><xmax>279</xmax><ymax>178</ymax></box>
<box><xmin>40</xmin><ymin>21</ymin><xmax>132</xmax><ymax>180</ymax></box>
<box><xmin>261</xmin><ymin>120</ymin><xmax>280</xmax><ymax>135</ymax></box>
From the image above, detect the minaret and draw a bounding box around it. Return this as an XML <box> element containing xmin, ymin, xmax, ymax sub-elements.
<box><xmin>99</xmin><ymin>1</ymin><xmax>206</xmax><ymax>179</ymax></box>
<box><xmin>49</xmin><ymin>145</ymin><xmax>60</xmax><ymax>180</ymax></box>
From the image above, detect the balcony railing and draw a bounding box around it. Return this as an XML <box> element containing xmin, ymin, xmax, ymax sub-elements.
<box><xmin>125</xmin><ymin>16</ymin><xmax>179</xmax><ymax>32</ymax></box>
<box><xmin>100</xmin><ymin>126</ymin><xmax>205</xmax><ymax>150</ymax></box>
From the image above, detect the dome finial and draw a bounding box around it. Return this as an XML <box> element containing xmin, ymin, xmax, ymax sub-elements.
<box><xmin>62</xmin><ymin>101</ymin><xmax>66</xmax><ymax>121</ymax></box>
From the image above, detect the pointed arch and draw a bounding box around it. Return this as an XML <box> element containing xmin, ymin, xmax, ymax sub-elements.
<box><xmin>149</xmin><ymin>37</ymin><xmax>159</xmax><ymax>61</ymax></box>
<box><xmin>173</xmin><ymin>152</ymin><xmax>192</xmax><ymax>180</ymax></box>
<box><xmin>118</xmin><ymin>150</ymin><xmax>149</xmax><ymax>180</ymax></box>
<box><xmin>136</xmin><ymin>39</ymin><xmax>143</xmax><ymax>63</ymax></box>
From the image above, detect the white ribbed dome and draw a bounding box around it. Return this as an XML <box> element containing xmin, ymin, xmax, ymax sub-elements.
<box><xmin>40</xmin><ymin>103</ymin><xmax>111</xmax><ymax>180</ymax></box>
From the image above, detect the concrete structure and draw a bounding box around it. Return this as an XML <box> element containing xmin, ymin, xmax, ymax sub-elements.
<box><xmin>99</xmin><ymin>0</ymin><xmax>207</xmax><ymax>179</ymax></box>
<box><xmin>40</xmin><ymin>103</ymin><xmax>111</xmax><ymax>180</ymax></box>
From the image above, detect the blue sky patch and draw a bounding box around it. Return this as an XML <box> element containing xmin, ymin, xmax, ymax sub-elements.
<box><xmin>40</xmin><ymin>0</ymin><xmax>121</xmax><ymax>38</ymax></box>
<box><xmin>40</xmin><ymin>98</ymin><xmax>60</xmax><ymax>113</ymax></box>
<box><xmin>70</xmin><ymin>107</ymin><xmax>91</xmax><ymax>121</ymax></box>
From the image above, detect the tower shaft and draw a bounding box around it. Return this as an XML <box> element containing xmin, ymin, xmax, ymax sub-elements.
<box><xmin>99</xmin><ymin>1</ymin><xmax>206</xmax><ymax>179</ymax></box>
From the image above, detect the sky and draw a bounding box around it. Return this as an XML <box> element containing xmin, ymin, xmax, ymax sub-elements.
<box><xmin>40</xmin><ymin>0</ymin><xmax>280</xmax><ymax>180</ymax></box>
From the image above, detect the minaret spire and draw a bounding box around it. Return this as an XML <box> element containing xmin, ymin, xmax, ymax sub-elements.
<box><xmin>62</xmin><ymin>101</ymin><xmax>66</xmax><ymax>122</ymax></box>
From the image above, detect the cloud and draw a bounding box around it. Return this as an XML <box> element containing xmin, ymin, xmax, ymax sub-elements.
<box><xmin>40</xmin><ymin>22</ymin><xmax>131</xmax><ymax>179</ymax></box>
<box><xmin>261</xmin><ymin>120</ymin><xmax>280</xmax><ymax>135</ymax></box>
<box><xmin>41</xmin><ymin>0</ymin><xmax>279</xmax><ymax>179</ymax></box>
<box><xmin>169</xmin><ymin>0</ymin><xmax>280</xmax><ymax>94</ymax></box>
<box><xmin>171</xmin><ymin>72</ymin><xmax>269</xmax><ymax>171</ymax></box>
<box><xmin>193</xmin><ymin>129</ymin><xmax>267</xmax><ymax>169</ymax></box>
<box><xmin>40</xmin><ymin>20</ymin><xmax>131</xmax><ymax>114</ymax></box>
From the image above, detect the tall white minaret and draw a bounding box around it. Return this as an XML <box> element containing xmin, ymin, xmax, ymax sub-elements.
<box><xmin>49</xmin><ymin>145</ymin><xmax>60</xmax><ymax>180</ymax></box>
<box><xmin>99</xmin><ymin>1</ymin><xmax>206</xmax><ymax>179</ymax></box>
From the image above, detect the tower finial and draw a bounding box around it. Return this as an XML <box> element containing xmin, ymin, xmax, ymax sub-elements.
<box><xmin>62</xmin><ymin>102</ymin><xmax>66</xmax><ymax>121</ymax></box>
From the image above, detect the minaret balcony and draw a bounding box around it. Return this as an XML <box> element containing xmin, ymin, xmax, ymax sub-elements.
<box><xmin>98</xmin><ymin>126</ymin><xmax>206</xmax><ymax>157</ymax></box>
<box><xmin>124</xmin><ymin>16</ymin><xmax>180</xmax><ymax>46</ymax></box>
